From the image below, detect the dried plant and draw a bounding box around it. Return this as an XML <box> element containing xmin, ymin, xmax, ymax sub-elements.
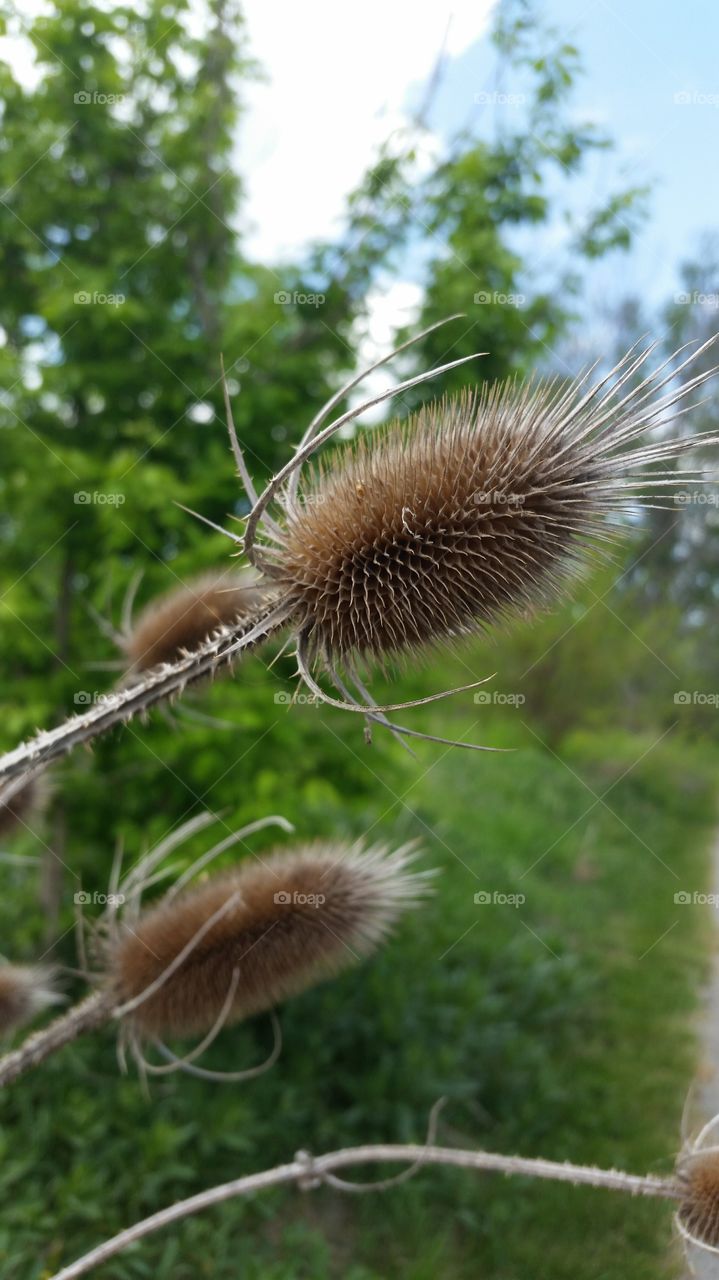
<box><xmin>109</xmin><ymin>838</ymin><xmax>430</xmax><ymax>1042</ymax></box>
<box><xmin>0</xmin><ymin>816</ymin><xmax>430</xmax><ymax>1086</ymax></box>
<box><xmin>121</xmin><ymin>569</ymin><xmax>269</xmax><ymax>675</ymax></box>
<box><xmin>46</xmin><ymin>1102</ymin><xmax>683</xmax><ymax>1280</ymax></box>
<box><xmin>675</xmin><ymin>1111</ymin><xmax>719</xmax><ymax>1253</ymax></box>
<box><xmin>0</xmin><ymin>322</ymin><xmax>717</xmax><ymax>780</ymax></box>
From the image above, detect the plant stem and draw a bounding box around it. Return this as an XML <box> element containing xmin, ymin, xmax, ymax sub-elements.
<box><xmin>0</xmin><ymin>603</ymin><xmax>289</xmax><ymax>787</ymax></box>
<box><xmin>48</xmin><ymin>1143</ymin><xmax>680</xmax><ymax>1280</ymax></box>
<box><xmin>0</xmin><ymin>988</ymin><xmax>115</xmax><ymax>1086</ymax></box>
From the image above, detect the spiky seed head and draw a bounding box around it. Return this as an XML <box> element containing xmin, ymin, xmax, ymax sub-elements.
<box><xmin>677</xmin><ymin>1150</ymin><xmax>719</xmax><ymax>1248</ymax></box>
<box><xmin>110</xmin><ymin>841</ymin><xmax>430</xmax><ymax>1039</ymax></box>
<box><xmin>0</xmin><ymin>964</ymin><xmax>59</xmax><ymax>1033</ymax></box>
<box><xmin>266</xmin><ymin>361</ymin><xmax>717</xmax><ymax>663</ymax></box>
<box><xmin>123</xmin><ymin>570</ymin><xmax>267</xmax><ymax>672</ymax></box>
<box><xmin>0</xmin><ymin>774</ymin><xmax>49</xmax><ymax>840</ymax></box>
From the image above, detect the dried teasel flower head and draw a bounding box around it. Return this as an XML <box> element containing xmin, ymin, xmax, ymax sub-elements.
<box><xmin>108</xmin><ymin>839</ymin><xmax>431</xmax><ymax>1043</ymax></box>
<box><xmin>677</xmin><ymin>1147</ymin><xmax>719</xmax><ymax>1252</ymax></box>
<box><xmin>265</xmin><ymin>349</ymin><xmax>719</xmax><ymax>664</ymax></box>
<box><xmin>186</xmin><ymin>324</ymin><xmax>719</xmax><ymax>750</ymax></box>
<box><xmin>122</xmin><ymin>570</ymin><xmax>268</xmax><ymax>674</ymax></box>
<box><xmin>0</xmin><ymin>964</ymin><xmax>60</xmax><ymax>1033</ymax></box>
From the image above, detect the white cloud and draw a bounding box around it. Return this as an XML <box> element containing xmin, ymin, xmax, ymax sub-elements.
<box><xmin>238</xmin><ymin>1</ymin><xmax>497</xmax><ymax>262</ymax></box>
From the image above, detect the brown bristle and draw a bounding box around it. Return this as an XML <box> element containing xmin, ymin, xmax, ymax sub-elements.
<box><xmin>678</xmin><ymin>1150</ymin><xmax>719</xmax><ymax>1248</ymax></box>
<box><xmin>266</xmin><ymin>359</ymin><xmax>717</xmax><ymax>663</ymax></box>
<box><xmin>123</xmin><ymin>570</ymin><xmax>266</xmax><ymax>672</ymax></box>
<box><xmin>0</xmin><ymin>774</ymin><xmax>48</xmax><ymax>839</ymax></box>
<box><xmin>110</xmin><ymin>841</ymin><xmax>429</xmax><ymax>1039</ymax></box>
<box><xmin>0</xmin><ymin>965</ymin><xmax>58</xmax><ymax>1033</ymax></box>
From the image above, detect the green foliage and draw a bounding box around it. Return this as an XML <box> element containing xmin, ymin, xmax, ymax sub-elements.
<box><xmin>0</xmin><ymin>2</ymin><xmax>713</xmax><ymax>1278</ymax></box>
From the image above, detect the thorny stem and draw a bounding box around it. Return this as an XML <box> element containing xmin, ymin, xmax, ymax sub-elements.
<box><xmin>0</xmin><ymin>988</ymin><xmax>115</xmax><ymax>1086</ymax></box>
<box><xmin>48</xmin><ymin>1144</ymin><xmax>679</xmax><ymax>1280</ymax></box>
<box><xmin>0</xmin><ymin>602</ymin><xmax>290</xmax><ymax>787</ymax></box>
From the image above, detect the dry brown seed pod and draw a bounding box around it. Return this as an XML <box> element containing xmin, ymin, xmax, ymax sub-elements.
<box><xmin>677</xmin><ymin>1148</ymin><xmax>719</xmax><ymax>1250</ymax></box>
<box><xmin>0</xmin><ymin>964</ymin><xmax>59</xmax><ymax>1034</ymax></box>
<box><xmin>264</xmin><ymin>361</ymin><xmax>719</xmax><ymax>665</ymax></box>
<box><xmin>123</xmin><ymin>570</ymin><xmax>267</xmax><ymax>673</ymax></box>
<box><xmin>109</xmin><ymin>841</ymin><xmax>430</xmax><ymax>1040</ymax></box>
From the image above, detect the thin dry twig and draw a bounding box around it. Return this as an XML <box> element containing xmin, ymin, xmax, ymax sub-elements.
<box><xmin>47</xmin><ymin>1140</ymin><xmax>678</xmax><ymax>1280</ymax></box>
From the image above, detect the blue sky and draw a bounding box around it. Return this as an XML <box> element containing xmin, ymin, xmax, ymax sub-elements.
<box><xmin>407</xmin><ymin>0</ymin><xmax>719</xmax><ymax>312</ymax></box>
<box><xmin>233</xmin><ymin>1</ymin><xmax>719</xmax><ymax>364</ymax></box>
<box><xmin>534</xmin><ymin>0</ymin><xmax>719</xmax><ymax>303</ymax></box>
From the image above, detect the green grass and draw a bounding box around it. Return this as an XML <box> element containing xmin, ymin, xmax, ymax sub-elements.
<box><xmin>0</xmin><ymin>685</ymin><xmax>716</xmax><ymax>1279</ymax></box>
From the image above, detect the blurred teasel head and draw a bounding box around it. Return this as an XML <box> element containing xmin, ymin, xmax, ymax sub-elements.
<box><xmin>123</xmin><ymin>569</ymin><xmax>267</xmax><ymax>674</ymax></box>
<box><xmin>108</xmin><ymin>839</ymin><xmax>430</xmax><ymax>1043</ymax></box>
<box><xmin>677</xmin><ymin>1147</ymin><xmax>719</xmax><ymax>1252</ymax></box>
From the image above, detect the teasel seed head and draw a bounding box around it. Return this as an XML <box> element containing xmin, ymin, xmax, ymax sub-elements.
<box><xmin>0</xmin><ymin>964</ymin><xmax>59</xmax><ymax>1033</ymax></box>
<box><xmin>109</xmin><ymin>840</ymin><xmax>430</xmax><ymax>1039</ymax></box>
<box><xmin>677</xmin><ymin>1148</ymin><xmax>719</xmax><ymax>1250</ymax></box>
<box><xmin>123</xmin><ymin>570</ymin><xmax>267</xmax><ymax>673</ymax></box>
<box><xmin>263</xmin><ymin>345</ymin><xmax>718</xmax><ymax>665</ymax></box>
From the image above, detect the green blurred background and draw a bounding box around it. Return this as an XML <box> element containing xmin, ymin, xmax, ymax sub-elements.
<box><xmin>1</xmin><ymin>1</ymin><xmax>718</xmax><ymax>1276</ymax></box>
